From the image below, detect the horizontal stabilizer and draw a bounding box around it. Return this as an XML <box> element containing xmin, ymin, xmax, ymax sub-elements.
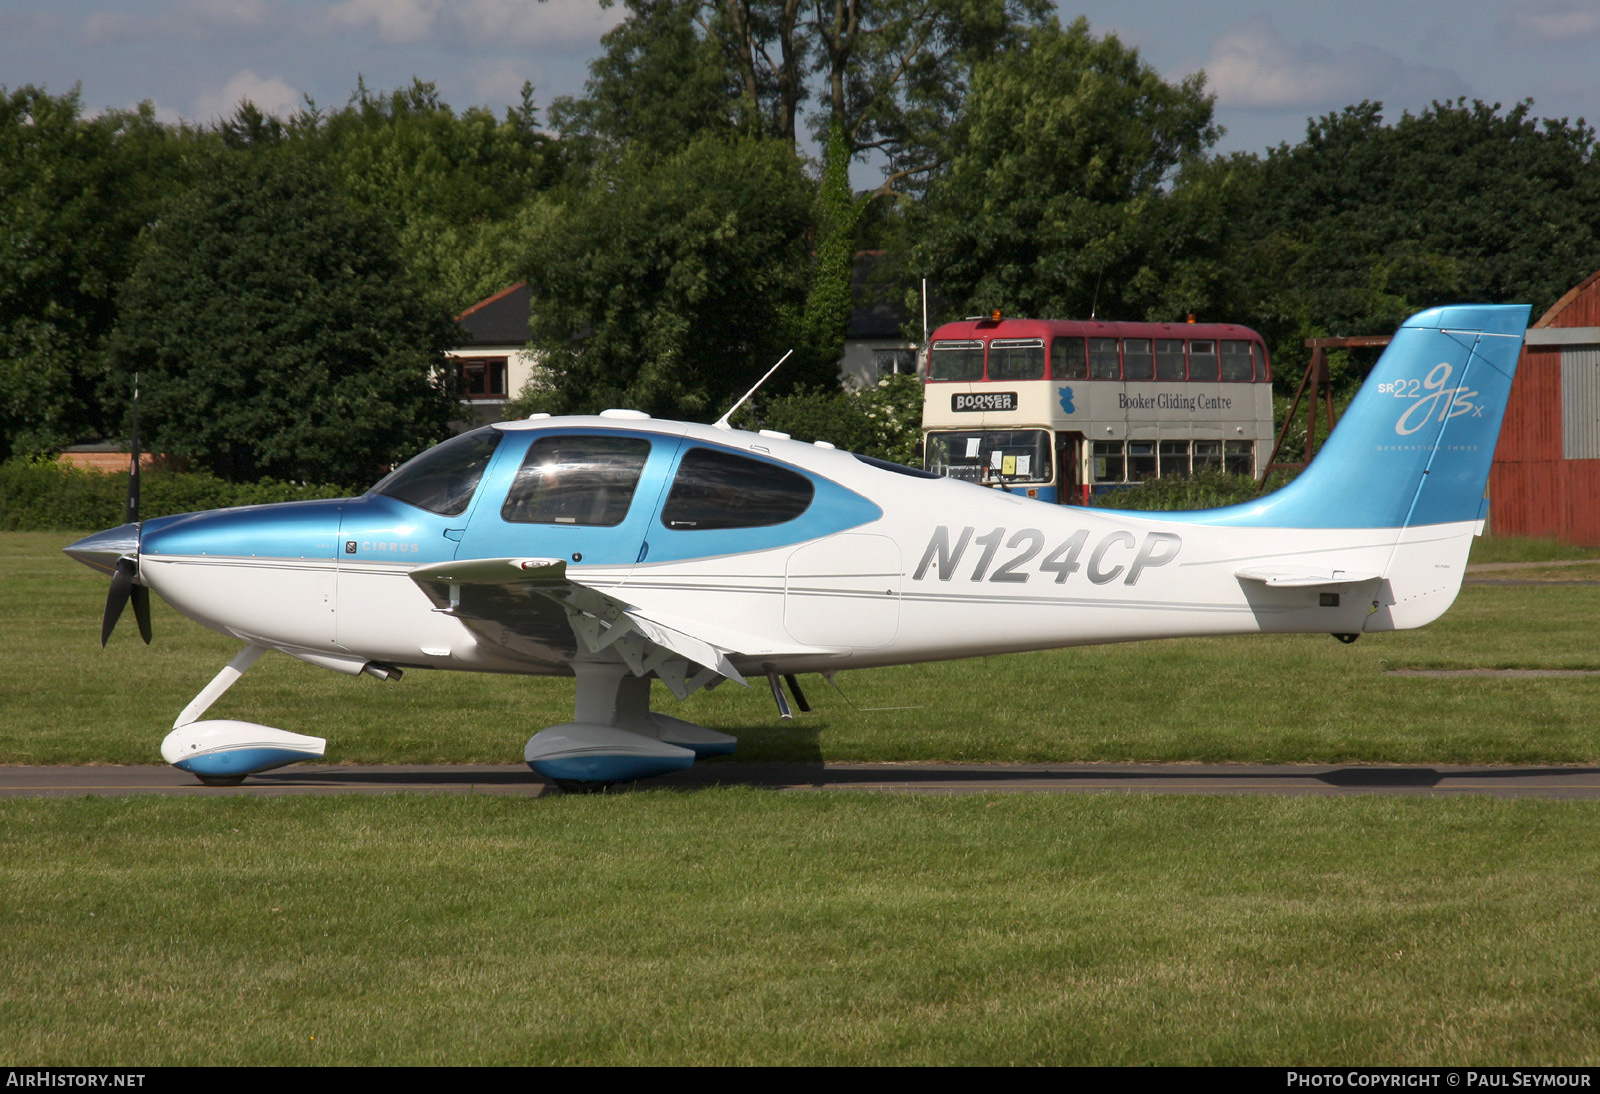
<box><xmin>1235</xmin><ymin>565</ymin><xmax>1381</xmax><ymax>588</ymax></box>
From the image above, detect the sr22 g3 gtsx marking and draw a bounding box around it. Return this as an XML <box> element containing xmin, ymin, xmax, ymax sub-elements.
<box><xmin>913</xmin><ymin>526</ymin><xmax>1182</xmax><ymax>586</ymax></box>
<box><xmin>1379</xmin><ymin>361</ymin><xmax>1481</xmax><ymax>436</ymax></box>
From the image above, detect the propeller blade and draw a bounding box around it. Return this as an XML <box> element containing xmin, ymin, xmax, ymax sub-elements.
<box><xmin>101</xmin><ymin>557</ymin><xmax>136</xmax><ymax>647</ymax></box>
<box><xmin>131</xmin><ymin>584</ymin><xmax>153</xmax><ymax>645</ymax></box>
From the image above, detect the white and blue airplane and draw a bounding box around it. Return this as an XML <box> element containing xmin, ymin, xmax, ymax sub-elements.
<box><xmin>66</xmin><ymin>304</ymin><xmax>1529</xmax><ymax>789</ymax></box>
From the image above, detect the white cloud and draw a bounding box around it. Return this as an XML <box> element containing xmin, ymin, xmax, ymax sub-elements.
<box><xmin>326</xmin><ymin>0</ymin><xmax>440</xmax><ymax>44</ymax></box>
<box><xmin>1501</xmin><ymin>1</ymin><xmax>1600</xmax><ymax>43</ymax></box>
<box><xmin>81</xmin><ymin>10</ymin><xmax>143</xmax><ymax>45</ymax></box>
<box><xmin>1203</xmin><ymin>14</ymin><xmax>1467</xmax><ymax>110</ymax></box>
<box><xmin>325</xmin><ymin>0</ymin><xmax>619</xmax><ymax>51</ymax></box>
<box><xmin>190</xmin><ymin>69</ymin><xmax>303</xmax><ymax>122</ymax></box>
<box><xmin>180</xmin><ymin>0</ymin><xmax>272</xmax><ymax>31</ymax></box>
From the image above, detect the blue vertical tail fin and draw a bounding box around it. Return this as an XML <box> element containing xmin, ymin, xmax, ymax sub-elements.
<box><xmin>1184</xmin><ymin>304</ymin><xmax>1529</xmax><ymax>530</ymax></box>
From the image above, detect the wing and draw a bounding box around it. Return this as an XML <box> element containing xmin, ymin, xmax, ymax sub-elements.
<box><xmin>408</xmin><ymin>557</ymin><xmax>749</xmax><ymax>696</ymax></box>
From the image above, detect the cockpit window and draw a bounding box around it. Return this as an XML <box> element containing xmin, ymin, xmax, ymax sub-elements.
<box><xmin>660</xmin><ymin>447</ymin><xmax>814</xmax><ymax>530</ymax></box>
<box><xmin>371</xmin><ymin>426</ymin><xmax>501</xmax><ymax>517</ymax></box>
<box><xmin>502</xmin><ymin>435</ymin><xmax>652</xmax><ymax>526</ymax></box>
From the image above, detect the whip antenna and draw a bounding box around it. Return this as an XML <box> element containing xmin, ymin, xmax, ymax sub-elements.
<box><xmin>713</xmin><ymin>348</ymin><xmax>794</xmax><ymax>430</ymax></box>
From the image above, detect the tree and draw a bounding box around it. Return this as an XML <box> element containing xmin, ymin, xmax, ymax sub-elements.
<box><xmin>907</xmin><ymin>16</ymin><xmax>1220</xmax><ymax>323</ymax></box>
<box><xmin>289</xmin><ymin>79</ymin><xmax>568</xmax><ymax>313</ymax></box>
<box><xmin>517</xmin><ymin>134</ymin><xmax>816</xmax><ymax>420</ymax></box>
<box><xmin>555</xmin><ymin>0</ymin><xmax>1049</xmax><ymax>188</ymax></box>
<box><xmin>110</xmin><ymin>155</ymin><xmax>459</xmax><ymax>486</ymax></box>
<box><xmin>1234</xmin><ymin>99</ymin><xmax>1600</xmax><ymax>372</ymax></box>
<box><xmin>550</xmin><ymin>0</ymin><xmax>740</xmax><ymax>159</ymax></box>
<box><xmin>0</xmin><ymin>86</ymin><xmax>192</xmax><ymax>458</ymax></box>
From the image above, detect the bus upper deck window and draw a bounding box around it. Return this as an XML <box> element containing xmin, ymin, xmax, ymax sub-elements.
<box><xmin>1122</xmin><ymin>339</ymin><xmax>1153</xmax><ymax>381</ymax></box>
<box><xmin>1189</xmin><ymin>340</ymin><xmax>1219</xmax><ymax>381</ymax></box>
<box><xmin>1155</xmin><ymin>339</ymin><xmax>1185</xmax><ymax>381</ymax></box>
<box><xmin>929</xmin><ymin>340</ymin><xmax>984</xmax><ymax>382</ymax></box>
<box><xmin>1089</xmin><ymin>338</ymin><xmax>1120</xmax><ymax>380</ymax></box>
<box><xmin>988</xmin><ymin>338</ymin><xmax>1045</xmax><ymax>380</ymax></box>
<box><xmin>1220</xmin><ymin>340</ymin><xmax>1254</xmax><ymax>381</ymax></box>
<box><xmin>1051</xmin><ymin>337</ymin><xmax>1086</xmax><ymax>379</ymax></box>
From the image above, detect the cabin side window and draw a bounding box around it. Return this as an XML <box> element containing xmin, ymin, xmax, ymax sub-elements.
<box><xmin>660</xmin><ymin>447</ymin><xmax>815</xmax><ymax>530</ymax></box>
<box><xmin>371</xmin><ymin>426</ymin><xmax>502</xmax><ymax>517</ymax></box>
<box><xmin>501</xmin><ymin>435</ymin><xmax>652</xmax><ymax>526</ymax></box>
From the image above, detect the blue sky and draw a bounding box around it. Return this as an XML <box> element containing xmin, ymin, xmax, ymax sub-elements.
<box><xmin>4</xmin><ymin>0</ymin><xmax>1598</xmax><ymax>163</ymax></box>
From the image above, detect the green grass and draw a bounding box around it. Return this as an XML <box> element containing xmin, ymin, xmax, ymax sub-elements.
<box><xmin>11</xmin><ymin>531</ymin><xmax>1600</xmax><ymax>766</ymax></box>
<box><xmin>1470</xmin><ymin>535</ymin><xmax>1600</xmax><ymax>564</ymax></box>
<box><xmin>5</xmin><ymin>792</ymin><xmax>1600</xmax><ymax>1066</ymax></box>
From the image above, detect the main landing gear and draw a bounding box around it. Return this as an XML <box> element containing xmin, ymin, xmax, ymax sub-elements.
<box><xmin>524</xmin><ymin>662</ymin><xmax>735</xmax><ymax>791</ymax></box>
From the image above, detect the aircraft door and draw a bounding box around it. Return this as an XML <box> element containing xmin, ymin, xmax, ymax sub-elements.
<box><xmin>335</xmin><ymin>425</ymin><xmax>507</xmax><ymax>657</ymax></box>
<box><xmin>451</xmin><ymin>431</ymin><xmax>683</xmax><ymax>575</ymax></box>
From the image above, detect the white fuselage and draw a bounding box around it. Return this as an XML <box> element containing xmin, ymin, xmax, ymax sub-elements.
<box><xmin>138</xmin><ymin>419</ymin><xmax>1473</xmax><ymax>679</ymax></box>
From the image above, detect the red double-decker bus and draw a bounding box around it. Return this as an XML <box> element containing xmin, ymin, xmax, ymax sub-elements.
<box><xmin>921</xmin><ymin>315</ymin><xmax>1274</xmax><ymax>504</ymax></box>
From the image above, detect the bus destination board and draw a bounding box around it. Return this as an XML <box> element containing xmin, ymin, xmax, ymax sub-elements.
<box><xmin>952</xmin><ymin>392</ymin><xmax>1018</xmax><ymax>412</ymax></box>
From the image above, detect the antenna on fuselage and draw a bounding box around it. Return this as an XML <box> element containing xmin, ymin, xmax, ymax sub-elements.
<box><xmin>713</xmin><ymin>348</ymin><xmax>794</xmax><ymax>431</ymax></box>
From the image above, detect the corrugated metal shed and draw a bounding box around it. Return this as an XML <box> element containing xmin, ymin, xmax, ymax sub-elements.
<box><xmin>1488</xmin><ymin>271</ymin><xmax>1600</xmax><ymax>543</ymax></box>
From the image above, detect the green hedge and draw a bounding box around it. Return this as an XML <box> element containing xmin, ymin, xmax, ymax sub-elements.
<box><xmin>0</xmin><ymin>458</ymin><xmax>350</xmax><ymax>531</ymax></box>
<box><xmin>1087</xmin><ymin>470</ymin><xmax>1266</xmax><ymax>511</ymax></box>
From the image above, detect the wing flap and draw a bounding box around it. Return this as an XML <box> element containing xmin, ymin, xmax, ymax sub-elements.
<box><xmin>408</xmin><ymin>557</ymin><xmax>747</xmax><ymax>687</ymax></box>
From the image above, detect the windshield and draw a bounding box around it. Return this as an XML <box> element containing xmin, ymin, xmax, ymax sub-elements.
<box><xmin>370</xmin><ymin>426</ymin><xmax>502</xmax><ymax>516</ymax></box>
<box><xmin>925</xmin><ymin>429</ymin><xmax>1052</xmax><ymax>485</ymax></box>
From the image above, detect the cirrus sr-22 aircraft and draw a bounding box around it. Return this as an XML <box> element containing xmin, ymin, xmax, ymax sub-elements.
<box><xmin>66</xmin><ymin>304</ymin><xmax>1529</xmax><ymax>790</ymax></box>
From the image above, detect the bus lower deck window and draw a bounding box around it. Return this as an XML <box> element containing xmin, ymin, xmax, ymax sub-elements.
<box><xmin>1092</xmin><ymin>441</ymin><xmax>1125</xmax><ymax>483</ymax></box>
<box><xmin>1193</xmin><ymin>440</ymin><xmax>1222</xmax><ymax>472</ymax></box>
<box><xmin>925</xmin><ymin>430</ymin><xmax>1051</xmax><ymax>484</ymax></box>
<box><xmin>1225</xmin><ymin>440</ymin><xmax>1253</xmax><ymax>476</ymax></box>
<box><xmin>1128</xmin><ymin>441</ymin><xmax>1156</xmax><ymax>481</ymax></box>
<box><xmin>1159</xmin><ymin>440</ymin><xmax>1189</xmax><ymax>478</ymax></box>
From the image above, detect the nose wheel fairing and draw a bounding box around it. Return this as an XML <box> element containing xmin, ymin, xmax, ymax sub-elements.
<box><xmin>161</xmin><ymin>719</ymin><xmax>327</xmax><ymax>782</ymax></box>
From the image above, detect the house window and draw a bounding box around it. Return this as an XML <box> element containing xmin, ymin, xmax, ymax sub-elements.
<box><xmin>458</xmin><ymin>357</ymin><xmax>509</xmax><ymax>399</ymax></box>
<box><xmin>873</xmin><ymin>348</ymin><xmax>917</xmax><ymax>375</ymax></box>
